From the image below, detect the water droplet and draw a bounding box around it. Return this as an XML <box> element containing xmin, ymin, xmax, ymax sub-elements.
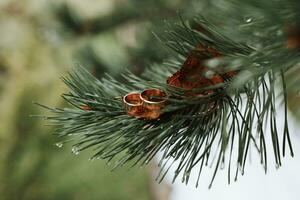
<box><xmin>55</xmin><ymin>143</ymin><xmax>63</xmax><ymax>148</ymax></box>
<box><xmin>245</xmin><ymin>18</ymin><xmax>252</xmax><ymax>23</ymax></box>
<box><xmin>68</xmin><ymin>133</ymin><xmax>73</xmax><ymax>136</ymax></box>
<box><xmin>72</xmin><ymin>146</ymin><xmax>80</xmax><ymax>155</ymax></box>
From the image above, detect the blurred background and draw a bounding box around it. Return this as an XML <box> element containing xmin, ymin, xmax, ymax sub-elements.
<box><xmin>0</xmin><ymin>0</ymin><xmax>197</xmax><ymax>199</ymax></box>
<box><xmin>1</xmin><ymin>1</ymin><xmax>300</xmax><ymax>200</ymax></box>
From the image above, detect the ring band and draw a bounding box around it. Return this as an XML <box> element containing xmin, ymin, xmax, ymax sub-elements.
<box><xmin>140</xmin><ymin>89</ymin><xmax>167</xmax><ymax>120</ymax></box>
<box><xmin>123</xmin><ymin>92</ymin><xmax>143</xmax><ymax>117</ymax></box>
<box><xmin>140</xmin><ymin>88</ymin><xmax>167</xmax><ymax>104</ymax></box>
<box><xmin>123</xmin><ymin>89</ymin><xmax>167</xmax><ymax>120</ymax></box>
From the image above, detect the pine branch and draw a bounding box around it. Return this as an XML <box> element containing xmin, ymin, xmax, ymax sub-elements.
<box><xmin>39</xmin><ymin>0</ymin><xmax>300</xmax><ymax>187</ymax></box>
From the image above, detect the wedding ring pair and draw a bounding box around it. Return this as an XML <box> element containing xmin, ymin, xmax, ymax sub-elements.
<box><xmin>123</xmin><ymin>89</ymin><xmax>167</xmax><ymax>120</ymax></box>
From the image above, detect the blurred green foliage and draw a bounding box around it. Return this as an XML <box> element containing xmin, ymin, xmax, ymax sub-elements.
<box><xmin>0</xmin><ymin>0</ymin><xmax>202</xmax><ymax>199</ymax></box>
<box><xmin>1</xmin><ymin>0</ymin><xmax>298</xmax><ymax>199</ymax></box>
<box><xmin>0</xmin><ymin>0</ymin><xmax>174</xmax><ymax>199</ymax></box>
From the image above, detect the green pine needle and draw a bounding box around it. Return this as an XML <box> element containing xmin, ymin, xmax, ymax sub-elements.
<box><xmin>39</xmin><ymin>0</ymin><xmax>300</xmax><ymax>187</ymax></box>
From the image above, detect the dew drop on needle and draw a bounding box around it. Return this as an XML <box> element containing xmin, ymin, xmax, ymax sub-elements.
<box><xmin>245</xmin><ymin>18</ymin><xmax>252</xmax><ymax>23</ymax></box>
<box><xmin>72</xmin><ymin>146</ymin><xmax>80</xmax><ymax>155</ymax></box>
<box><xmin>55</xmin><ymin>143</ymin><xmax>63</xmax><ymax>148</ymax></box>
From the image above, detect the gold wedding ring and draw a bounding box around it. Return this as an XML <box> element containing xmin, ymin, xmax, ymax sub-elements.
<box><xmin>123</xmin><ymin>89</ymin><xmax>167</xmax><ymax>120</ymax></box>
<box><xmin>140</xmin><ymin>89</ymin><xmax>167</xmax><ymax>120</ymax></box>
<box><xmin>123</xmin><ymin>92</ymin><xmax>143</xmax><ymax>117</ymax></box>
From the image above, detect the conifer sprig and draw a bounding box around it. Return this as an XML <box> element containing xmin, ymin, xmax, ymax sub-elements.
<box><xmin>40</xmin><ymin>0</ymin><xmax>300</xmax><ymax>186</ymax></box>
